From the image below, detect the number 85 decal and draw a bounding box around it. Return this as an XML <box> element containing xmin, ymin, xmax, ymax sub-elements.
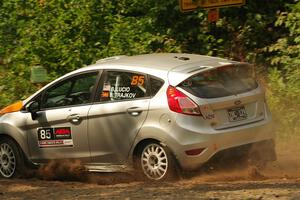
<box><xmin>38</xmin><ymin>128</ymin><xmax>53</xmax><ymax>140</ymax></box>
<box><xmin>131</xmin><ymin>75</ymin><xmax>145</xmax><ymax>86</ymax></box>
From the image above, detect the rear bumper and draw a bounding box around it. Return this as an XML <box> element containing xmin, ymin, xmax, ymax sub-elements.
<box><xmin>169</xmin><ymin>118</ymin><xmax>275</xmax><ymax>171</ymax></box>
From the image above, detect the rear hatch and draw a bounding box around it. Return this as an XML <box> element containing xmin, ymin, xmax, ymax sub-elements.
<box><xmin>176</xmin><ymin>63</ymin><xmax>265</xmax><ymax>130</ymax></box>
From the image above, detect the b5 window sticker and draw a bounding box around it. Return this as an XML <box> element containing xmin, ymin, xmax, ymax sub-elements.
<box><xmin>37</xmin><ymin>127</ymin><xmax>73</xmax><ymax>148</ymax></box>
<box><xmin>131</xmin><ymin>75</ymin><xmax>144</xmax><ymax>86</ymax></box>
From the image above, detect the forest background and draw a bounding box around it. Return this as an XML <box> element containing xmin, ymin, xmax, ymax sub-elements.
<box><xmin>0</xmin><ymin>0</ymin><xmax>299</xmax><ymax>138</ymax></box>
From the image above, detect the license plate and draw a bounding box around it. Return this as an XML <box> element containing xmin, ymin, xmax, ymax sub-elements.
<box><xmin>227</xmin><ymin>106</ymin><xmax>247</xmax><ymax>122</ymax></box>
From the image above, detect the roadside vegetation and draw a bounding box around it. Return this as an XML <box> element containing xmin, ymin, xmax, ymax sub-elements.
<box><xmin>0</xmin><ymin>0</ymin><xmax>299</xmax><ymax>138</ymax></box>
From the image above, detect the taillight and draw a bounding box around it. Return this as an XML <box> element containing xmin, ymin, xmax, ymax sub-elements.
<box><xmin>167</xmin><ymin>86</ymin><xmax>201</xmax><ymax>116</ymax></box>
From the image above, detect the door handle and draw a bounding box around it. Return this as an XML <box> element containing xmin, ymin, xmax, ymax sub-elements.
<box><xmin>127</xmin><ymin>107</ymin><xmax>143</xmax><ymax>116</ymax></box>
<box><xmin>67</xmin><ymin>114</ymin><xmax>81</xmax><ymax>123</ymax></box>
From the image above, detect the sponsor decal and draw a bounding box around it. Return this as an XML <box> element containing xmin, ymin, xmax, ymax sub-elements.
<box><xmin>199</xmin><ymin>104</ymin><xmax>215</xmax><ymax>120</ymax></box>
<box><xmin>37</xmin><ymin>127</ymin><xmax>73</xmax><ymax>148</ymax></box>
<box><xmin>101</xmin><ymin>91</ymin><xmax>109</xmax><ymax>98</ymax></box>
<box><xmin>110</xmin><ymin>86</ymin><xmax>137</xmax><ymax>99</ymax></box>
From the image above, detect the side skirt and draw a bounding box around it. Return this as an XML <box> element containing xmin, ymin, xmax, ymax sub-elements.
<box><xmin>85</xmin><ymin>164</ymin><xmax>133</xmax><ymax>173</ymax></box>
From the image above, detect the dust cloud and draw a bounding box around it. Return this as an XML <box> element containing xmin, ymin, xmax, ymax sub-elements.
<box><xmin>183</xmin><ymin>138</ymin><xmax>300</xmax><ymax>184</ymax></box>
<box><xmin>37</xmin><ymin>159</ymin><xmax>88</xmax><ymax>182</ymax></box>
<box><xmin>33</xmin><ymin>159</ymin><xmax>136</xmax><ymax>184</ymax></box>
<box><xmin>29</xmin><ymin>138</ymin><xmax>300</xmax><ymax>185</ymax></box>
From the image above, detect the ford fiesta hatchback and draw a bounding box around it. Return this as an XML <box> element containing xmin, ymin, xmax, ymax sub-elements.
<box><xmin>0</xmin><ymin>53</ymin><xmax>275</xmax><ymax>180</ymax></box>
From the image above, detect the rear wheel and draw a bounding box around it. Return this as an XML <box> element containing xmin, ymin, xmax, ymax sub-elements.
<box><xmin>136</xmin><ymin>142</ymin><xmax>177</xmax><ymax>181</ymax></box>
<box><xmin>0</xmin><ymin>138</ymin><xmax>25</xmax><ymax>178</ymax></box>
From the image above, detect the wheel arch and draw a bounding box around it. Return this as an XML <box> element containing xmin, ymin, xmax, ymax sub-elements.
<box><xmin>0</xmin><ymin>133</ymin><xmax>36</xmax><ymax>169</ymax></box>
<box><xmin>0</xmin><ymin>134</ymin><xmax>20</xmax><ymax>145</ymax></box>
<box><xmin>132</xmin><ymin>138</ymin><xmax>161</xmax><ymax>157</ymax></box>
<box><xmin>0</xmin><ymin>133</ymin><xmax>24</xmax><ymax>158</ymax></box>
<box><xmin>0</xmin><ymin>112</ymin><xmax>32</xmax><ymax>165</ymax></box>
<box><xmin>0</xmin><ymin>126</ymin><xmax>30</xmax><ymax>161</ymax></box>
<box><xmin>131</xmin><ymin>137</ymin><xmax>177</xmax><ymax>167</ymax></box>
<box><xmin>131</xmin><ymin>137</ymin><xmax>181</xmax><ymax>180</ymax></box>
<box><xmin>129</xmin><ymin>126</ymin><xmax>179</xmax><ymax>164</ymax></box>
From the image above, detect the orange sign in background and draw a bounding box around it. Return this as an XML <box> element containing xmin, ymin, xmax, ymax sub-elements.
<box><xmin>208</xmin><ymin>9</ymin><xmax>219</xmax><ymax>22</ymax></box>
<box><xmin>179</xmin><ymin>0</ymin><xmax>198</xmax><ymax>12</ymax></box>
<box><xmin>200</xmin><ymin>0</ymin><xmax>245</xmax><ymax>9</ymax></box>
<box><xmin>179</xmin><ymin>0</ymin><xmax>245</xmax><ymax>12</ymax></box>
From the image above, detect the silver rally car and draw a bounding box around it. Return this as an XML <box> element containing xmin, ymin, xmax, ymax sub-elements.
<box><xmin>0</xmin><ymin>53</ymin><xmax>275</xmax><ymax>180</ymax></box>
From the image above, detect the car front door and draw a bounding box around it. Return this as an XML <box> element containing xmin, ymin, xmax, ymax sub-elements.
<box><xmin>25</xmin><ymin>71</ymin><xmax>100</xmax><ymax>163</ymax></box>
<box><xmin>87</xmin><ymin>70</ymin><xmax>150</xmax><ymax>164</ymax></box>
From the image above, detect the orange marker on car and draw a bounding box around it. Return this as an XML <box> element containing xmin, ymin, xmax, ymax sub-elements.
<box><xmin>0</xmin><ymin>101</ymin><xmax>23</xmax><ymax>115</ymax></box>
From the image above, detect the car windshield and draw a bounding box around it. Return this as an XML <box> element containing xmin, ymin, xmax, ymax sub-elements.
<box><xmin>179</xmin><ymin>64</ymin><xmax>258</xmax><ymax>98</ymax></box>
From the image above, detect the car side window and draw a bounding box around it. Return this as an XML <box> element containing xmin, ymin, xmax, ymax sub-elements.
<box><xmin>41</xmin><ymin>72</ymin><xmax>98</xmax><ymax>109</ymax></box>
<box><xmin>150</xmin><ymin>76</ymin><xmax>164</xmax><ymax>97</ymax></box>
<box><xmin>99</xmin><ymin>71</ymin><xmax>148</xmax><ymax>102</ymax></box>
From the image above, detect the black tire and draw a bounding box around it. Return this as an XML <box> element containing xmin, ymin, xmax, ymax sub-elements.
<box><xmin>135</xmin><ymin>142</ymin><xmax>178</xmax><ymax>181</ymax></box>
<box><xmin>0</xmin><ymin>138</ymin><xmax>26</xmax><ymax>178</ymax></box>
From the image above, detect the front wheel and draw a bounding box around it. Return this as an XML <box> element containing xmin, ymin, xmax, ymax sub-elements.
<box><xmin>137</xmin><ymin>142</ymin><xmax>177</xmax><ymax>181</ymax></box>
<box><xmin>0</xmin><ymin>138</ymin><xmax>25</xmax><ymax>178</ymax></box>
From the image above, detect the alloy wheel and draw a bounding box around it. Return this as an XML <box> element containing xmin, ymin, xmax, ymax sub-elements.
<box><xmin>141</xmin><ymin>143</ymin><xmax>168</xmax><ymax>180</ymax></box>
<box><xmin>0</xmin><ymin>143</ymin><xmax>16</xmax><ymax>178</ymax></box>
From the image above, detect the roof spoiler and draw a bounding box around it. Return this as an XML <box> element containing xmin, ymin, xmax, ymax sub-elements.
<box><xmin>96</xmin><ymin>55</ymin><xmax>127</xmax><ymax>64</ymax></box>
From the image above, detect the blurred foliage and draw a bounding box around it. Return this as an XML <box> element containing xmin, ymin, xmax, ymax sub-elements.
<box><xmin>266</xmin><ymin>2</ymin><xmax>300</xmax><ymax>137</ymax></box>
<box><xmin>0</xmin><ymin>0</ymin><xmax>299</xmax><ymax>137</ymax></box>
<box><xmin>0</xmin><ymin>68</ymin><xmax>37</xmax><ymax>107</ymax></box>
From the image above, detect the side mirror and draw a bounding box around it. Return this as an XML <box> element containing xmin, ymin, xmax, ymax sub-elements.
<box><xmin>25</xmin><ymin>101</ymin><xmax>40</xmax><ymax>120</ymax></box>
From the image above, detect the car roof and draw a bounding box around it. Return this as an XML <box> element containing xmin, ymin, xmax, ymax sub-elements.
<box><xmin>82</xmin><ymin>53</ymin><xmax>238</xmax><ymax>73</ymax></box>
<box><xmin>78</xmin><ymin>53</ymin><xmax>240</xmax><ymax>86</ymax></box>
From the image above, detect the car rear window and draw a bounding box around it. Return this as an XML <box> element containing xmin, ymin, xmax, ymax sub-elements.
<box><xmin>150</xmin><ymin>76</ymin><xmax>164</xmax><ymax>97</ymax></box>
<box><xmin>179</xmin><ymin>64</ymin><xmax>258</xmax><ymax>98</ymax></box>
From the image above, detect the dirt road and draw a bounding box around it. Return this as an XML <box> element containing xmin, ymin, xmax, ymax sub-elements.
<box><xmin>1</xmin><ymin>175</ymin><xmax>300</xmax><ymax>200</ymax></box>
<box><xmin>0</xmin><ymin>141</ymin><xmax>300</xmax><ymax>200</ymax></box>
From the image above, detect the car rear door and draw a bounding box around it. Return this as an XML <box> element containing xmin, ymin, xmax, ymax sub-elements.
<box><xmin>87</xmin><ymin>70</ymin><xmax>150</xmax><ymax>164</ymax></box>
